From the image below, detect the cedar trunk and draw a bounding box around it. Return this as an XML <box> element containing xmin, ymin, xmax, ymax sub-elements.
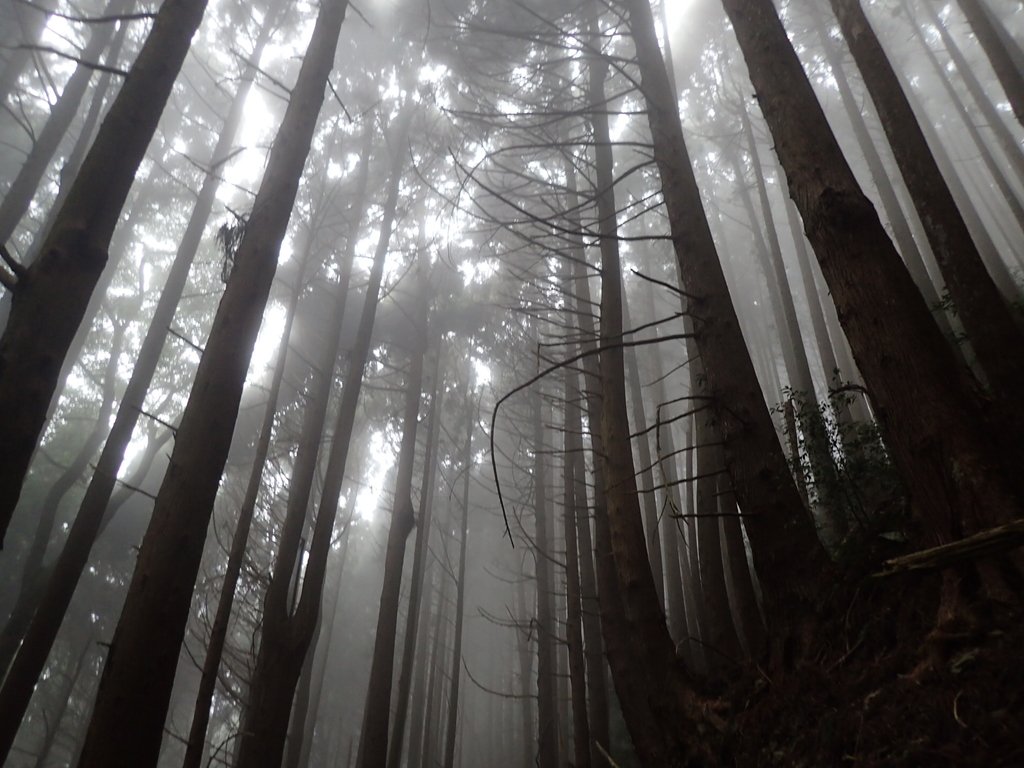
<box><xmin>0</xmin><ymin>0</ymin><xmax>209</xmax><ymax>544</ymax></box>
<box><xmin>720</xmin><ymin>0</ymin><xmax>1023</xmax><ymax>592</ymax></box>
<box><xmin>75</xmin><ymin>3</ymin><xmax>347</xmax><ymax>765</ymax></box>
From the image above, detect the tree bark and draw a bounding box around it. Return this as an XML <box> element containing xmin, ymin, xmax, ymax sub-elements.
<box><xmin>829</xmin><ymin>0</ymin><xmax>1024</xmax><ymax>430</ymax></box>
<box><xmin>357</xmin><ymin>294</ymin><xmax>428</xmax><ymax>768</ymax></box>
<box><xmin>73</xmin><ymin>3</ymin><xmax>347</xmax><ymax>765</ymax></box>
<box><xmin>956</xmin><ymin>0</ymin><xmax>1024</xmax><ymax>127</ymax></box>
<box><xmin>235</xmin><ymin>99</ymin><xmax>413</xmax><ymax>768</ymax></box>
<box><xmin>562</xmin><ymin>357</ymin><xmax>591</xmax><ymax>768</ymax></box>
<box><xmin>442</xmin><ymin>401</ymin><xmax>474</xmax><ymax>768</ymax></box>
<box><xmin>528</xmin><ymin>387</ymin><xmax>560</xmax><ymax>768</ymax></box>
<box><xmin>181</xmin><ymin>220</ymin><xmax>309</xmax><ymax>768</ymax></box>
<box><xmin>621</xmin><ymin>0</ymin><xmax>832</xmax><ymax>658</ymax></box>
<box><xmin>0</xmin><ymin>0</ymin><xmax>209</xmax><ymax>545</ymax></box>
<box><xmin>719</xmin><ymin>0</ymin><xmax>1023</xmax><ymax>605</ymax></box>
<box><xmin>386</xmin><ymin>344</ymin><xmax>444</xmax><ymax>768</ymax></box>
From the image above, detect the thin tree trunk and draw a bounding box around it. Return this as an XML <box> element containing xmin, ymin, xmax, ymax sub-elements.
<box><xmin>294</xmin><ymin>531</ymin><xmax>350</xmax><ymax>768</ymax></box>
<box><xmin>0</xmin><ymin>7</ymin><xmax>280</xmax><ymax>759</ymax></box>
<box><xmin>621</xmin><ymin>0</ymin><xmax>832</xmax><ymax>660</ymax></box>
<box><xmin>356</xmin><ymin>299</ymin><xmax>428</xmax><ymax>768</ymax></box>
<box><xmin>0</xmin><ymin>0</ymin><xmax>209</xmax><ymax>543</ymax></box>
<box><xmin>235</xmin><ymin>99</ymin><xmax>413</xmax><ymax>768</ymax></box>
<box><xmin>387</xmin><ymin>346</ymin><xmax>444</xmax><ymax>768</ymax></box>
<box><xmin>562</xmin><ymin>358</ymin><xmax>591</xmax><ymax>768</ymax></box>
<box><xmin>621</xmin><ymin>287</ymin><xmax>665</xmax><ymax>606</ymax></box>
<box><xmin>404</xmin><ymin>560</ymin><xmax>437</xmax><ymax>768</ymax></box>
<box><xmin>0</xmin><ymin>0</ymin><xmax>132</xmax><ymax>247</ymax></box>
<box><xmin>528</xmin><ymin>387</ymin><xmax>560</xmax><ymax>768</ymax></box>
<box><xmin>442</xmin><ymin>399</ymin><xmax>474</xmax><ymax>768</ymax></box>
<box><xmin>417</xmin><ymin>561</ymin><xmax>451</xmax><ymax>768</ymax></box>
<box><xmin>73</xmin><ymin>3</ymin><xmax>347</xmax><ymax>765</ymax></box>
<box><xmin>0</xmin><ymin>316</ymin><xmax>125</xmax><ymax>675</ymax></box>
<box><xmin>514</xmin><ymin>576</ymin><xmax>535</xmax><ymax>768</ymax></box>
<box><xmin>181</xmin><ymin>227</ymin><xmax>309</xmax><ymax>768</ymax></box>
<box><xmin>956</xmin><ymin>0</ymin><xmax>1024</xmax><ymax>126</ymax></box>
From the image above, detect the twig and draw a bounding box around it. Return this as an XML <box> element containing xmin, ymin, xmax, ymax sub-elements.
<box><xmin>16</xmin><ymin>44</ymin><xmax>129</xmax><ymax>76</ymax></box>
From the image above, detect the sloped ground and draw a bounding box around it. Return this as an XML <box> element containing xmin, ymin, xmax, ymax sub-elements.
<box><xmin>725</xmin><ymin>570</ymin><xmax>1024</xmax><ymax>767</ymax></box>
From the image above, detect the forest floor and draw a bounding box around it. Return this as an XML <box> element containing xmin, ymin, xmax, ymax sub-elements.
<box><xmin>724</xmin><ymin>562</ymin><xmax>1024</xmax><ymax>767</ymax></box>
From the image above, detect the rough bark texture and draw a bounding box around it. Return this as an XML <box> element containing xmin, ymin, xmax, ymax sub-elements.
<box><xmin>0</xmin><ymin>0</ymin><xmax>209</xmax><ymax>545</ymax></box>
<box><xmin>621</xmin><ymin>0</ymin><xmax>831</xmax><ymax>654</ymax></box>
<box><xmin>830</xmin><ymin>0</ymin><xmax>1024</xmax><ymax>431</ymax></box>
<box><xmin>74</xmin><ymin>3</ymin><xmax>347</xmax><ymax>764</ymax></box>
<box><xmin>720</xmin><ymin>0</ymin><xmax>1023</xmax><ymax>583</ymax></box>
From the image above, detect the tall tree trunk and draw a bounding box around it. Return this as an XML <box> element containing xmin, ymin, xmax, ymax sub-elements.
<box><xmin>0</xmin><ymin>0</ymin><xmax>209</xmax><ymax>543</ymax></box>
<box><xmin>442</xmin><ymin>399</ymin><xmax>474</xmax><ymax>768</ymax></box>
<box><xmin>73</xmin><ymin>4</ymin><xmax>347</xmax><ymax>765</ymax></box>
<box><xmin>356</xmin><ymin>298</ymin><xmax>428</xmax><ymax>768</ymax></box>
<box><xmin>956</xmin><ymin>0</ymin><xmax>1024</xmax><ymax>127</ymax></box>
<box><xmin>528</xmin><ymin>387</ymin><xmax>560</xmax><ymax>768</ymax></box>
<box><xmin>0</xmin><ymin>0</ymin><xmax>132</xmax><ymax>247</ymax></box>
<box><xmin>719</xmin><ymin>0</ymin><xmax>1023</xmax><ymax>611</ymax></box>
<box><xmin>562</xmin><ymin>360</ymin><xmax>591</xmax><ymax>768</ymax></box>
<box><xmin>235</xmin><ymin>99</ymin><xmax>413</xmax><ymax>768</ymax></box>
<box><xmin>181</xmin><ymin>226</ymin><xmax>309</xmax><ymax>768</ymax></box>
<box><xmin>0</xmin><ymin>314</ymin><xmax>125</xmax><ymax>669</ymax></box>
<box><xmin>829</xmin><ymin>0</ymin><xmax>1024</xmax><ymax>428</ymax></box>
<box><xmin>0</xmin><ymin>9</ymin><xmax>280</xmax><ymax>758</ymax></box>
<box><xmin>387</xmin><ymin>347</ymin><xmax>444</xmax><ymax>768</ymax></box>
<box><xmin>808</xmin><ymin>6</ymin><xmax>950</xmax><ymax>337</ymax></box>
<box><xmin>910</xmin><ymin>0</ymin><xmax>1024</xmax><ymax>256</ymax></box>
<box><xmin>584</xmin><ymin>9</ymin><xmax>710</xmax><ymax>761</ymax></box>
<box><xmin>416</xmin><ymin>560</ymin><xmax>451</xmax><ymax>768</ymax></box>
<box><xmin>294</xmin><ymin>531</ymin><xmax>350</xmax><ymax>768</ymax></box>
<box><xmin>514</xmin><ymin>576</ymin><xmax>536</xmax><ymax>768</ymax></box>
<box><xmin>621</xmin><ymin>0</ymin><xmax>832</xmax><ymax>659</ymax></box>
<box><xmin>404</xmin><ymin>560</ymin><xmax>437</xmax><ymax>768</ymax></box>
<box><xmin>620</xmin><ymin>287</ymin><xmax>665</xmax><ymax>606</ymax></box>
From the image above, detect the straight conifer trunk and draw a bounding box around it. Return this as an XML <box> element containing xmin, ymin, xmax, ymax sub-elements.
<box><xmin>719</xmin><ymin>0</ymin><xmax>1023</xmax><ymax>596</ymax></box>
<box><xmin>235</xmin><ymin>101</ymin><xmax>413</xmax><ymax>768</ymax></box>
<box><xmin>829</xmin><ymin>0</ymin><xmax>1024</xmax><ymax>428</ymax></box>
<box><xmin>387</xmin><ymin>348</ymin><xmax>444</xmax><ymax>768</ymax></box>
<box><xmin>181</xmin><ymin>231</ymin><xmax>310</xmax><ymax>768</ymax></box>
<box><xmin>442</xmin><ymin>400</ymin><xmax>474</xmax><ymax>768</ymax></box>
<box><xmin>74</xmin><ymin>3</ymin><xmax>348</xmax><ymax>765</ymax></box>
<box><xmin>956</xmin><ymin>0</ymin><xmax>1024</xmax><ymax>126</ymax></box>
<box><xmin>619</xmin><ymin>0</ymin><xmax>831</xmax><ymax>655</ymax></box>
<box><xmin>357</xmin><ymin>303</ymin><xmax>427</xmax><ymax>768</ymax></box>
<box><xmin>0</xmin><ymin>0</ymin><xmax>209</xmax><ymax>545</ymax></box>
<box><xmin>528</xmin><ymin>387</ymin><xmax>560</xmax><ymax>768</ymax></box>
<box><xmin>0</xmin><ymin>0</ymin><xmax>132</xmax><ymax>247</ymax></box>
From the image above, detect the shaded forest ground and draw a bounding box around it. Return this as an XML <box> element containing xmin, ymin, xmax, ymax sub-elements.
<box><xmin>722</xmin><ymin>563</ymin><xmax>1023</xmax><ymax>766</ymax></box>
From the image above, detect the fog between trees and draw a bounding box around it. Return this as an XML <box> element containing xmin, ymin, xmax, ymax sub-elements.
<box><xmin>0</xmin><ymin>0</ymin><xmax>1023</xmax><ymax>766</ymax></box>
